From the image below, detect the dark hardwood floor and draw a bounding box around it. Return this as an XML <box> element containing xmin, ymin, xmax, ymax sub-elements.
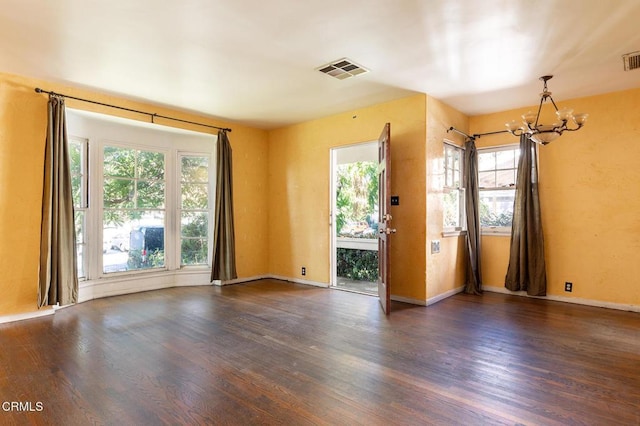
<box><xmin>1</xmin><ymin>279</ymin><xmax>639</xmax><ymax>425</ymax></box>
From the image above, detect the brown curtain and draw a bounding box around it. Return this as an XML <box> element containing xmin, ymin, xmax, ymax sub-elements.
<box><xmin>463</xmin><ymin>138</ymin><xmax>482</xmax><ymax>294</ymax></box>
<box><xmin>38</xmin><ymin>95</ymin><xmax>78</xmax><ymax>307</ymax></box>
<box><xmin>505</xmin><ymin>134</ymin><xmax>547</xmax><ymax>296</ymax></box>
<box><xmin>211</xmin><ymin>130</ymin><xmax>237</xmax><ymax>282</ymax></box>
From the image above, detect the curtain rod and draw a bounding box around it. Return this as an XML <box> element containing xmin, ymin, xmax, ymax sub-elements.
<box><xmin>34</xmin><ymin>88</ymin><xmax>232</xmax><ymax>133</ymax></box>
<box><xmin>448</xmin><ymin>126</ymin><xmax>508</xmax><ymax>140</ymax></box>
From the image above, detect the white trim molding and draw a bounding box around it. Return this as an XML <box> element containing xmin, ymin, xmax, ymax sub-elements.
<box><xmin>483</xmin><ymin>285</ymin><xmax>640</xmax><ymax>313</ymax></box>
<box><xmin>0</xmin><ymin>307</ymin><xmax>55</xmax><ymax>325</ymax></box>
<box><xmin>427</xmin><ymin>286</ymin><xmax>464</xmax><ymax>306</ymax></box>
<box><xmin>269</xmin><ymin>275</ymin><xmax>330</xmax><ymax>288</ymax></box>
<box><xmin>391</xmin><ymin>294</ymin><xmax>427</xmax><ymax>306</ymax></box>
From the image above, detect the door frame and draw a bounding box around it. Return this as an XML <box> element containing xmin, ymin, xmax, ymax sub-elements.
<box><xmin>329</xmin><ymin>141</ymin><xmax>378</xmax><ymax>289</ymax></box>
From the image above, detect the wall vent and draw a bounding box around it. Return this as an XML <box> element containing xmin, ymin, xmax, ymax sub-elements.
<box><xmin>317</xmin><ymin>58</ymin><xmax>369</xmax><ymax>80</ymax></box>
<box><xmin>622</xmin><ymin>51</ymin><xmax>640</xmax><ymax>71</ymax></box>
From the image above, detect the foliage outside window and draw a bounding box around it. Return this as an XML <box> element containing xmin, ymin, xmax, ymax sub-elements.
<box><xmin>443</xmin><ymin>142</ymin><xmax>465</xmax><ymax>231</ymax></box>
<box><xmin>69</xmin><ymin>137</ymin><xmax>88</xmax><ymax>279</ymax></box>
<box><xmin>336</xmin><ymin>162</ymin><xmax>379</xmax><ymax>238</ymax></box>
<box><xmin>180</xmin><ymin>155</ymin><xmax>210</xmax><ymax>266</ymax></box>
<box><xmin>103</xmin><ymin>146</ymin><xmax>167</xmax><ymax>273</ymax></box>
<box><xmin>478</xmin><ymin>146</ymin><xmax>519</xmax><ymax>234</ymax></box>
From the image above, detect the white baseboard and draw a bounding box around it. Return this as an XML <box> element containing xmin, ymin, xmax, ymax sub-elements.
<box><xmin>391</xmin><ymin>294</ymin><xmax>427</xmax><ymax>306</ymax></box>
<box><xmin>483</xmin><ymin>285</ymin><xmax>640</xmax><ymax>313</ymax></box>
<box><xmin>216</xmin><ymin>275</ymin><xmax>271</xmax><ymax>286</ymax></box>
<box><xmin>426</xmin><ymin>286</ymin><xmax>464</xmax><ymax>306</ymax></box>
<box><xmin>268</xmin><ymin>275</ymin><xmax>329</xmax><ymax>288</ymax></box>
<box><xmin>0</xmin><ymin>307</ymin><xmax>55</xmax><ymax>324</ymax></box>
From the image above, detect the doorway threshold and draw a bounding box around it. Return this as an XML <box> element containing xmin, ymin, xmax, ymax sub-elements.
<box><xmin>333</xmin><ymin>277</ymin><xmax>377</xmax><ymax>296</ymax></box>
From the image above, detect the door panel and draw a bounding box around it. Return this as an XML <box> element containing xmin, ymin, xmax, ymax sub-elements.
<box><xmin>377</xmin><ymin>123</ymin><xmax>393</xmax><ymax>314</ymax></box>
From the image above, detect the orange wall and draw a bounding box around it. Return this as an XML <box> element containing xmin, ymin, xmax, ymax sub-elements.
<box><xmin>0</xmin><ymin>72</ymin><xmax>269</xmax><ymax>316</ymax></box>
<box><xmin>471</xmin><ymin>88</ymin><xmax>640</xmax><ymax>306</ymax></box>
<box><xmin>425</xmin><ymin>96</ymin><xmax>468</xmax><ymax>299</ymax></box>
<box><xmin>267</xmin><ymin>94</ymin><xmax>428</xmax><ymax>301</ymax></box>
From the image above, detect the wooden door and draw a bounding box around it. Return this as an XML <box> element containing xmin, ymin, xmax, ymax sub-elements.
<box><xmin>377</xmin><ymin>123</ymin><xmax>394</xmax><ymax>314</ymax></box>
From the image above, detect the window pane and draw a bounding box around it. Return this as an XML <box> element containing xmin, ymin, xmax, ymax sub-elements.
<box><xmin>496</xmin><ymin>149</ymin><xmax>516</xmax><ymax>169</ymax></box>
<box><xmin>104</xmin><ymin>147</ymin><xmax>135</xmax><ymax>178</ymax></box>
<box><xmin>181</xmin><ymin>212</ymin><xmax>208</xmax><ymax>237</ymax></box>
<box><xmin>496</xmin><ymin>169</ymin><xmax>516</xmax><ymax>187</ymax></box>
<box><xmin>137</xmin><ymin>180</ymin><xmax>165</xmax><ymax>208</ymax></box>
<box><xmin>76</xmin><ymin>244</ymin><xmax>84</xmax><ymax>279</ymax></box>
<box><xmin>479</xmin><ymin>171</ymin><xmax>495</xmax><ymax>188</ymax></box>
<box><xmin>75</xmin><ymin>211</ymin><xmax>85</xmax><ymax>279</ymax></box>
<box><xmin>181</xmin><ymin>210</ymin><xmax>208</xmax><ymax>266</ymax></box>
<box><xmin>181</xmin><ymin>239</ymin><xmax>208</xmax><ymax>265</ymax></box>
<box><xmin>103</xmin><ymin>178</ymin><xmax>135</xmax><ymax>208</ymax></box>
<box><xmin>126</xmin><ymin>224</ymin><xmax>165</xmax><ymax>272</ymax></box>
<box><xmin>69</xmin><ymin>142</ymin><xmax>82</xmax><ymax>176</ymax></box>
<box><xmin>103</xmin><ymin>225</ymin><xmax>131</xmax><ymax>274</ymax></box>
<box><xmin>181</xmin><ymin>156</ymin><xmax>209</xmax><ymax>182</ymax></box>
<box><xmin>445</xmin><ymin>168</ymin><xmax>454</xmax><ymax>188</ymax></box>
<box><xmin>103</xmin><ymin>214</ymin><xmax>165</xmax><ymax>274</ymax></box>
<box><xmin>479</xmin><ymin>189</ymin><xmax>515</xmax><ymax>228</ymax></box>
<box><xmin>453</xmin><ymin>150</ymin><xmax>460</xmax><ymax>172</ymax></box>
<box><xmin>443</xmin><ymin>189</ymin><xmax>461</xmax><ymax>228</ymax></box>
<box><xmin>181</xmin><ymin>183</ymin><xmax>208</xmax><ymax>209</ymax></box>
<box><xmin>478</xmin><ymin>152</ymin><xmax>496</xmax><ymax>172</ymax></box>
<box><xmin>71</xmin><ymin>175</ymin><xmax>83</xmax><ymax>207</ymax></box>
<box><xmin>138</xmin><ymin>151</ymin><xmax>165</xmax><ymax>180</ymax></box>
<box><xmin>75</xmin><ymin>211</ymin><xmax>85</xmax><ymax>244</ymax></box>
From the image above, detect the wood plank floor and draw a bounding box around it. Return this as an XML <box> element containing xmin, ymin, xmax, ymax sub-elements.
<box><xmin>1</xmin><ymin>279</ymin><xmax>639</xmax><ymax>425</ymax></box>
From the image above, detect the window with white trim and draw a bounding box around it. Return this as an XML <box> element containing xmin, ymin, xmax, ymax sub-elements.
<box><xmin>478</xmin><ymin>145</ymin><xmax>519</xmax><ymax>234</ymax></box>
<box><xmin>102</xmin><ymin>145</ymin><xmax>167</xmax><ymax>273</ymax></box>
<box><xmin>67</xmin><ymin>110</ymin><xmax>215</xmax><ymax>281</ymax></box>
<box><xmin>69</xmin><ymin>136</ymin><xmax>88</xmax><ymax>278</ymax></box>
<box><xmin>443</xmin><ymin>142</ymin><xmax>465</xmax><ymax>232</ymax></box>
<box><xmin>179</xmin><ymin>154</ymin><xmax>210</xmax><ymax>266</ymax></box>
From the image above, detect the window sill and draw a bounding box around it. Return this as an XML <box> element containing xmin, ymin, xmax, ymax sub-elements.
<box><xmin>481</xmin><ymin>230</ymin><xmax>511</xmax><ymax>237</ymax></box>
<box><xmin>442</xmin><ymin>230</ymin><xmax>467</xmax><ymax>238</ymax></box>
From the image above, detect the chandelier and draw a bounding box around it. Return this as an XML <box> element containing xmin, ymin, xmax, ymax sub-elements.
<box><xmin>505</xmin><ymin>75</ymin><xmax>588</xmax><ymax>145</ymax></box>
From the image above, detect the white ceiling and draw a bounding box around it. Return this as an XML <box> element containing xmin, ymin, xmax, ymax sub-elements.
<box><xmin>1</xmin><ymin>0</ymin><xmax>639</xmax><ymax>129</ymax></box>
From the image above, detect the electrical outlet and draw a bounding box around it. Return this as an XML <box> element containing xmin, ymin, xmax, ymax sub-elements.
<box><xmin>565</xmin><ymin>282</ymin><xmax>573</xmax><ymax>292</ymax></box>
<box><xmin>301</xmin><ymin>267</ymin><xmax>306</xmax><ymax>276</ymax></box>
<box><xmin>431</xmin><ymin>240</ymin><xmax>440</xmax><ymax>254</ymax></box>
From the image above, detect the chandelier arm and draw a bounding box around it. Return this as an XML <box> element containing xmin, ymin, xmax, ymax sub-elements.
<box><xmin>533</xmin><ymin>95</ymin><xmax>545</xmax><ymax>129</ymax></box>
<box><xmin>563</xmin><ymin>124</ymin><xmax>584</xmax><ymax>132</ymax></box>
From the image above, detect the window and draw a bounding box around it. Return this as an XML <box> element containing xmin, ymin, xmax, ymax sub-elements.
<box><xmin>66</xmin><ymin>109</ymin><xmax>215</xmax><ymax>283</ymax></box>
<box><xmin>103</xmin><ymin>146</ymin><xmax>166</xmax><ymax>273</ymax></box>
<box><xmin>443</xmin><ymin>142</ymin><xmax>465</xmax><ymax>232</ymax></box>
<box><xmin>478</xmin><ymin>145</ymin><xmax>519</xmax><ymax>234</ymax></box>
<box><xmin>179</xmin><ymin>154</ymin><xmax>210</xmax><ymax>266</ymax></box>
<box><xmin>69</xmin><ymin>137</ymin><xmax>88</xmax><ymax>278</ymax></box>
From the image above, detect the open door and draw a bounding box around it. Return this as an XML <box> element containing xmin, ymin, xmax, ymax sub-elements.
<box><xmin>377</xmin><ymin>123</ymin><xmax>394</xmax><ymax>314</ymax></box>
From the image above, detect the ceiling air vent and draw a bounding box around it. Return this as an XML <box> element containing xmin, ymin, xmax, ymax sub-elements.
<box><xmin>622</xmin><ymin>51</ymin><xmax>640</xmax><ymax>71</ymax></box>
<box><xmin>317</xmin><ymin>58</ymin><xmax>369</xmax><ymax>80</ymax></box>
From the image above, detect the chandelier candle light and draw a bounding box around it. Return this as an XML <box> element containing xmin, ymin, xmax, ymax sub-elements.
<box><xmin>505</xmin><ymin>75</ymin><xmax>588</xmax><ymax>145</ymax></box>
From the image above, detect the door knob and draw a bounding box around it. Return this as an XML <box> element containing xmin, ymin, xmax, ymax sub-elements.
<box><xmin>379</xmin><ymin>228</ymin><xmax>397</xmax><ymax>235</ymax></box>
